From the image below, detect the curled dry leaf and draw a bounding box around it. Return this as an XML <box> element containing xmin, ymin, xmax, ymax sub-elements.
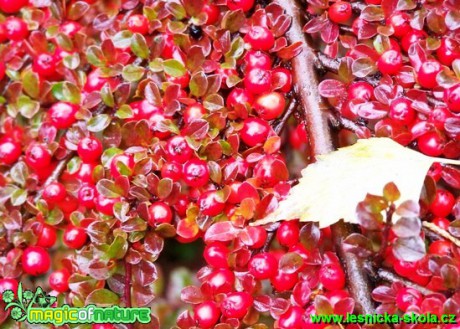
<box><xmin>253</xmin><ymin>138</ymin><xmax>460</xmax><ymax>228</ymax></box>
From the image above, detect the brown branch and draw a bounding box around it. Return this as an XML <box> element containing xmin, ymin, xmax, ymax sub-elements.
<box><xmin>422</xmin><ymin>221</ymin><xmax>460</xmax><ymax>248</ymax></box>
<box><xmin>276</xmin><ymin>0</ymin><xmax>375</xmax><ymax>314</ymax></box>
<box><xmin>376</xmin><ymin>268</ymin><xmax>436</xmax><ymax>296</ymax></box>
<box><xmin>328</xmin><ymin>112</ymin><xmax>368</xmax><ymax>135</ymax></box>
<box><xmin>34</xmin><ymin>153</ymin><xmax>73</xmax><ymax>203</ymax></box>
<box><xmin>315</xmin><ymin>52</ymin><xmax>340</xmax><ymax>73</ymax></box>
<box><xmin>274</xmin><ymin>98</ymin><xmax>298</xmax><ymax>134</ymax></box>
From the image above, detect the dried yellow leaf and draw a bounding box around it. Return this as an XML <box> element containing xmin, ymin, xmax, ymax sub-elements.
<box><xmin>254</xmin><ymin>138</ymin><xmax>460</xmax><ymax>228</ymax></box>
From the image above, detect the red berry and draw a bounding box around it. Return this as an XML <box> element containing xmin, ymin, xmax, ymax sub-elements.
<box><xmin>63</xmin><ymin>226</ymin><xmax>87</xmax><ymax>249</ymax></box>
<box><xmin>328</xmin><ymin>2</ymin><xmax>352</xmax><ymax>24</ymax></box>
<box><xmin>95</xmin><ymin>194</ymin><xmax>119</xmax><ymax>216</ymax></box>
<box><xmin>206</xmin><ymin>268</ymin><xmax>235</xmax><ymax>294</ymax></box>
<box><xmin>182</xmin><ymin>159</ymin><xmax>209</xmax><ymax>187</ymax></box>
<box><xmin>271</xmin><ymin>67</ymin><xmax>292</xmax><ymax>93</ymax></box>
<box><xmin>92</xmin><ymin>325</ymin><xmax>115</xmax><ymax>329</ymax></box>
<box><xmin>243</xmin><ymin>226</ymin><xmax>267</xmax><ymax>249</ymax></box>
<box><xmin>43</xmin><ymin>182</ymin><xmax>67</xmax><ymax>205</ymax></box>
<box><xmin>110</xmin><ymin>153</ymin><xmax>135</xmax><ymax>178</ymax></box>
<box><xmin>244</xmin><ymin>50</ymin><xmax>272</xmax><ymax>71</ymax></box>
<box><xmin>48</xmin><ymin>102</ymin><xmax>79</xmax><ymax>129</ymax></box>
<box><xmin>0</xmin><ymin>61</ymin><xmax>5</xmax><ymax>80</ymax></box>
<box><xmin>248</xmin><ymin>252</ymin><xmax>278</xmax><ymax>279</ymax></box>
<box><xmin>389</xmin><ymin>98</ymin><xmax>416</xmax><ymax>125</ymax></box>
<box><xmin>32</xmin><ymin>53</ymin><xmax>58</xmax><ymax>79</ymax></box>
<box><xmin>25</xmin><ymin>144</ymin><xmax>52</xmax><ymax>169</ymax></box>
<box><xmin>59</xmin><ymin>21</ymin><xmax>82</xmax><ymax>37</ymax></box>
<box><xmin>36</xmin><ymin>224</ymin><xmax>57</xmax><ymax>248</ymax></box>
<box><xmin>395</xmin><ymin>287</ymin><xmax>423</xmax><ymax>312</ymax></box>
<box><xmin>428</xmin><ymin>106</ymin><xmax>452</xmax><ymax>129</ymax></box>
<box><xmin>444</xmin><ymin>84</ymin><xmax>460</xmax><ymax>113</ymax></box>
<box><xmin>0</xmin><ymin>0</ymin><xmax>28</xmax><ymax>13</ymax></box>
<box><xmin>244</xmin><ymin>26</ymin><xmax>275</xmax><ymax>51</ymax></box>
<box><xmin>417</xmin><ymin>132</ymin><xmax>445</xmax><ymax>157</ymax></box>
<box><xmin>203</xmin><ymin>4</ymin><xmax>220</xmax><ymax>25</ymax></box>
<box><xmin>204</xmin><ymin>242</ymin><xmax>230</xmax><ymax>268</ymax></box>
<box><xmin>348</xmin><ymin>81</ymin><xmax>373</xmax><ymax>101</ymax></box>
<box><xmin>319</xmin><ymin>263</ymin><xmax>346</xmax><ymax>291</ymax></box>
<box><xmin>165</xmin><ymin>136</ymin><xmax>193</xmax><ymax>163</ymax></box>
<box><xmin>377</xmin><ymin>50</ymin><xmax>403</xmax><ymax>75</ymax></box>
<box><xmin>49</xmin><ymin>268</ymin><xmax>71</xmax><ymax>293</ymax></box>
<box><xmin>393</xmin><ymin>259</ymin><xmax>417</xmax><ymax>277</ymax></box>
<box><xmin>417</xmin><ymin>60</ymin><xmax>442</xmax><ymax>89</ymax></box>
<box><xmin>184</xmin><ymin>103</ymin><xmax>206</xmax><ymax>124</ymax></box>
<box><xmin>387</xmin><ymin>12</ymin><xmax>412</xmax><ymax>39</ymax></box>
<box><xmin>254</xmin><ymin>92</ymin><xmax>286</xmax><ymax>120</ymax></box>
<box><xmin>227</xmin><ymin>0</ymin><xmax>254</xmax><ymax>12</ymax></box>
<box><xmin>278</xmin><ymin>306</ymin><xmax>304</xmax><ymax>329</ymax></box>
<box><xmin>253</xmin><ymin>155</ymin><xmax>288</xmax><ymax>187</ymax></box>
<box><xmin>220</xmin><ymin>291</ymin><xmax>253</xmax><ymax>319</ymax></box>
<box><xmin>84</xmin><ymin>69</ymin><xmax>118</xmax><ymax>93</ymax></box>
<box><xmin>0</xmin><ymin>278</ymin><xmax>18</xmax><ymax>297</ymax></box>
<box><xmin>431</xmin><ymin>217</ymin><xmax>450</xmax><ymax>230</ymax></box>
<box><xmin>127</xmin><ymin>14</ymin><xmax>149</xmax><ymax>35</ymax></box>
<box><xmin>161</xmin><ymin>162</ymin><xmax>182</xmax><ymax>181</ymax></box>
<box><xmin>244</xmin><ymin>67</ymin><xmax>272</xmax><ymax>94</ymax></box>
<box><xmin>194</xmin><ymin>301</ymin><xmax>221</xmax><ymax>328</ymax></box>
<box><xmin>240</xmin><ymin>117</ymin><xmax>270</xmax><ymax>147</ymax></box>
<box><xmin>0</xmin><ymin>140</ymin><xmax>21</xmax><ymax>165</ymax></box>
<box><xmin>4</xmin><ymin>17</ymin><xmax>28</xmax><ymax>41</ymax></box>
<box><xmin>78</xmin><ymin>184</ymin><xmax>97</xmax><ymax>209</ymax></box>
<box><xmin>148</xmin><ymin>201</ymin><xmax>173</xmax><ymax>225</ymax></box>
<box><xmin>78</xmin><ymin>137</ymin><xmax>103</xmax><ymax>163</ymax></box>
<box><xmin>428</xmin><ymin>240</ymin><xmax>452</xmax><ymax>256</ymax></box>
<box><xmin>22</xmin><ymin>246</ymin><xmax>51</xmax><ymax>276</ymax></box>
<box><xmin>289</xmin><ymin>124</ymin><xmax>308</xmax><ymax>149</ymax></box>
<box><xmin>227</xmin><ymin>88</ymin><xmax>254</xmax><ymax>109</ymax></box>
<box><xmin>401</xmin><ymin>30</ymin><xmax>426</xmax><ymax>53</ymax></box>
<box><xmin>271</xmin><ymin>271</ymin><xmax>298</xmax><ymax>291</ymax></box>
<box><xmin>276</xmin><ymin>221</ymin><xmax>300</xmax><ymax>247</ymax></box>
<box><xmin>429</xmin><ymin>189</ymin><xmax>455</xmax><ymax>217</ymax></box>
<box><xmin>198</xmin><ymin>190</ymin><xmax>225</xmax><ymax>217</ymax></box>
<box><xmin>437</xmin><ymin>38</ymin><xmax>460</xmax><ymax>66</ymax></box>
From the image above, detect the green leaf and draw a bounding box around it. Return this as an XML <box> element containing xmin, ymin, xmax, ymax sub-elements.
<box><xmin>96</xmin><ymin>179</ymin><xmax>124</xmax><ymax>198</ymax></box>
<box><xmin>101</xmin><ymin>147</ymin><xmax>123</xmax><ymax>167</ymax></box>
<box><xmin>46</xmin><ymin>208</ymin><xmax>64</xmax><ymax>225</ymax></box>
<box><xmin>87</xmin><ymin>114</ymin><xmax>111</xmax><ymax>132</ymax></box>
<box><xmin>51</xmin><ymin>82</ymin><xmax>81</xmax><ymax>104</ymax></box>
<box><xmin>106</xmin><ymin>235</ymin><xmax>128</xmax><ymax>259</ymax></box>
<box><xmin>85</xmin><ymin>289</ymin><xmax>120</xmax><ymax>307</ymax></box>
<box><xmin>100</xmin><ymin>83</ymin><xmax>115</xmax><ymax>107</ymax></box>
<box><xmin>63</xmin><ymin>53</ymin><xmax>80</xmax><ymax>70</ymax></box>
<box><xmin>17</xmin><ymin>95</ymin><xmax>40</xmax><ymax>119</ymax></box>
<box><xmin>163</xmin><ymin>59</ymin><xmax>186</xmax><ymax>78</ymax></box>
<box><xmin>165</xmin><ymin>2</ymin><xmax>186</xmax><ymax>20</ymax></box>
<box><xmin>122</xmin><ymin>65</ymin><xmax>145</xmax><ymax>82</ymax></box>
<box><xmin>115</xmin><ymin>104</ymin><xmax>133</xmax><ymax>119</ymax></box>
<box><xmin>67</xmin><ymin>156</ymin><xmax>82</xmax><ymax>174</ymax></box>
<box><xmin>189</xmin><ymin>71</ymin><xmax>208</xmax><ymax>97</ymax></box>
<box><xmin>112</xmin><ymin>30</ymin><xmax>133</xmax><ymax>49</ymax></box>
<box><xmin>11</xmin><ymin>189</ymin><xmax>27</xmax><ymax>206</ymax></box>
<box><xmin>86</xmin><ymin>46</ymin><xmax>105</xmax><ymax>67</ymax></box>
<box><xmin>131</xmin><ymin>33</ymin><xmax>150</xmax><ymax>59</ymax></box>
<box><xmin>22</xmin><ymin>70</ymin><xmax>39</xmax><ymax>98</ymax></box>
<box><xmin>10</xmin><ymin>162</ymin><xmax>28</xmax><ymax>186</ymax></box>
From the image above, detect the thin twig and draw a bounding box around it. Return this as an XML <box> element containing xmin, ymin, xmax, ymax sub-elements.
<box><xmin>350</xmin><ymin>2</ymin><xmax>366</xmax><ymax>12</ymax></box>
<box><xmin>275</xmin><ymin>0</ymin><xmax>375</xmax><ymax>314</ymax></box>
<box><xmin>427</xmin><ymin>96</ymin><xmax>444</xmax><ymax>107</ymax></box>
<box><xmin>376</xmin><ymin>204</ymin><xmax>395</xmax><ymax>264</ymax></box>
<box><xmin>34</xmin><ymin>153</ymin><xmax>73</xmax><ymax>203</ymax></box>
<box><xmin>125</xmin><ymin>260</ymin><xmax>133</xmax><ymax>329</ymax></box>
<box><xmin>422</xmin><ymin>221</ymin><xmax>460</xmax><ymax>248</ymax></box>
<box><xmin>315</xmin><ymin>52</ymin><xmax>340</xmax><ymax>73</ymax></box>
<box><xmin>274</xmin><ymin>98</ymin><xmax>298</xmax><ymax>134</ymax></box>
<box><xmin>377</xmin><ymin>268</ymin><xmax>436</xmax><ymax>296</ymax></box>
<box><xmin>328</xmin><ymin>112</ymin><xmax>368</xmax><ymax>135</ymax></box>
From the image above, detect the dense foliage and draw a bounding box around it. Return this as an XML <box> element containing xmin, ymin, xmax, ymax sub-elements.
<box><xmin>0</xmin><ymin>0</ymin><xmax>460</xmax><ymax>328</ymax></box>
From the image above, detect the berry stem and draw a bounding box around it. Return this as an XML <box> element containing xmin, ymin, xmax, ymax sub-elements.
<box><xmin>273</xmin><ymin>97</ymin><xmax>298</xmax><ymax>134</ymax></box>
<box><xmin>276</xmin><ymin>0</ymin><xmax>375</xmax><ymax>314</ymax></box>
<box><xmin>422</xmin><ymin>221</ymin><xmax>460</xmax><ymax>248</ymax></box>
<box><xmin>33</xmin><ymin>153</ymin><xmax>73</xmax><ymax>203</ymax></box>
<box><xmin>376</xmin><ymin>204</ymin><xmax>395</xmax><ymax>264</ymax></box>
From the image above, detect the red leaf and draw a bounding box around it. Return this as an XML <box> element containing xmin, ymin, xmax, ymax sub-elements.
<box><xmin>204</xmin><ymin>221</ymin><xmax>241</xmax><ymax>243</ymax></box>
<box><xmin>318</xmin><ymin>79</ymin><xmax>347</xmax><ymax>98</ymax></box>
